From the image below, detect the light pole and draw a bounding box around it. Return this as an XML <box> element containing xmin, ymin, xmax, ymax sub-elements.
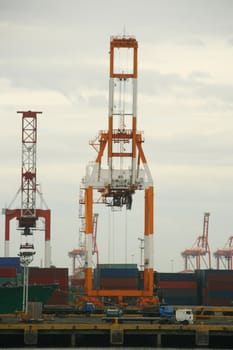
<box><xmin>18</xmin><ymin>229</ymin><xmax>35</xmax><ymax>314</ymax></box>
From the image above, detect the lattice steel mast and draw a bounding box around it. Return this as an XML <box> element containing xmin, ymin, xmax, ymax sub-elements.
<box><xmin>3</xmin><ymin>111</ymin><xmax>51</xmax><ymax>267</ymax></box>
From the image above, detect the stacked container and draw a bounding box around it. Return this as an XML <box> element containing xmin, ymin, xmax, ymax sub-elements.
<box><xmin>94</xmin><ymin>264</ymin><xmax>139</xmax><ymax>290</ymax></box>
<box><xmin>158</xmin><ymin>272</ymin><xmax>198</xmax><ymax>305</ymax></box>
<box><xmin>0</xmin><ymin>257</ymin><xmax>22</xmax><ymax>285</ymax></box>
<box><xmin>197</xmin><ymin>270</ymin><xmax>233</xmax><ymax>306</ymax></box>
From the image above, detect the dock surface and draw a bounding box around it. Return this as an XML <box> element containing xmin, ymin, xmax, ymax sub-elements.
<box><xmin>0</xmin><ymin>315</ymin><xmax>233</xmax><ymax>347</ymax></box>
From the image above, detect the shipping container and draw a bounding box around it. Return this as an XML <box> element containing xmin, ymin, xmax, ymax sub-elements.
<box><xmin>160</xmin><ymin>281</ymin><xmax>197</xmax><ymax>289</ymax></box>
<box><xmin>97</xmin><ymin>263</ymin><xmax>138</xmax><ymax>269</ymax></box>
<box><xmin>99</xmin><ymin>268</ymin><xmax>138</xmax><ymax>278</ymax></box>
<box><xmin>207</xmin><ymin>289</ymin><xmax>233</xmax><ymax>299</ymax></box>
<box><xmin>196</xmin><ymin>270</ymin><xmax>233</xmax><ymax>306</ymax></box>
<box><xmin>0</xmin><ymin>267</ymin><xmax>17</xmax><ymax>278</ymax></box>
<box><xmin>159</xmin><ymin>287</ymin><xmax>198</xmax><ymax>305</ymax></box>
<box><xmin>207</xmin><ymin>281</ymin><xmax>233</xmax><ymax>291</ymax></box>
<box><xmin>196</xmin><ymin>269</ymin><xmax>233</xmax><ymax>286</ymax></box>
<box><xmin>0</xmin><ymin>257</ymin><xmax>22</xmax><ymax>273</ymax></box>
<box><xmin>99</xmin><ymin>277</ymin><xmax>138</xmax><ymax>290</ymax></box>
<box><xmin>29</xmin><ymin>268</ymin><xmax>69</xmax><ymax>291</ymax></box>
<box><xmin>159</xmin><ymin>272</ymin><xmax>196</xmax><ymax>281</ymax></box>
<box><xmin>155</xmin><ymin>272</ymin><xmax>199</xmax><ymax>305</ymax></box>
<box><xmin>204</xmin><ymin>298</ymin><xmax>233</xmax><ymax>306</ymax></box>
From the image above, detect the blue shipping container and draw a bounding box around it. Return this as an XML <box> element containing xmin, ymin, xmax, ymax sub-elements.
<box><xmin>99</xmin><ymin>268</ymin><xmax>138</xmax><ymax>278</ymax></box>
<box><xmin>0</xmin><ymin>257</ymin><xmax>22</xmax><ymax>273</ymax></box>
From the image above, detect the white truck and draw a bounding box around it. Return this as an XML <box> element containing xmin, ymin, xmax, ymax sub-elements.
<box><xmin>175</xmin><ymin>308</ymin><xmax>194</xmax><ymax>325</ymax></box>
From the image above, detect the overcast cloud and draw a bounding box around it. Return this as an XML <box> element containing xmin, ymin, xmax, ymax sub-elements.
<box><xmin>0</xmin><ymin>0</ymin><xmax>233</xmax><ymax>273</ymax></box>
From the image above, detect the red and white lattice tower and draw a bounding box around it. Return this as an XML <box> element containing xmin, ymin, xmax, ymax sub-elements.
<box><xmin>3</xmin><ymin>111</ymin><xmax>51</xmax><ymax>267</ymax></box>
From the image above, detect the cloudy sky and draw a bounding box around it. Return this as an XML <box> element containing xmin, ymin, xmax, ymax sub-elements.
<box><xmin>0</xmin><ymin>0</ymin><xmax>233</xmax><ymax>274</ymax></box>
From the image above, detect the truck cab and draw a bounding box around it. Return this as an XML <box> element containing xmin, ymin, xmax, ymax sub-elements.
<box><xmin>84</xmin><ymin>302</ymin><xmax>95</xmax><ymax>314</ymax></box>
<box><xmin>175</xmin><ymin>308</ymin><xmax>194</xmax><ymax>324</ymax></box>
<box><xmin>106</xmin><ymin>307</ymin><xmax>123</xmax><ymax>317</ymax></box>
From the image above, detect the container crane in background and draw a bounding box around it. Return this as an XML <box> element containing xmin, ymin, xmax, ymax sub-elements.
<box><xmin>214</xmin><ymin>236</ymin><xmax>233</xmax><ymax>270</ymax></box>
<box><xmin>181</xmin><ymin>212</ymin><xmax>211</xmax><ymax>271</ymax></box>
<box><xmin>82</xmin><ymin>35</ymin><xmax>154</xmax><ymax>304</ymax></box>
<box><xmin>2</xmin><ymin>111</ymin><xmax>51</xmax><ymax>267</ymax></box>
<box><xmin>68</xmin><ymin>184</ymin><xmax>99</xmax><ymax>277</ymax></box>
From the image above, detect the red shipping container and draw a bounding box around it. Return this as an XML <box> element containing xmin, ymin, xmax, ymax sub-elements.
<box><xmin>205</xmin><ymin>298</ymin><xmax>232</xmax><ymax>306</ymax></box>
<box><xmin>207</xmin><ymin>281</ymin><xmax>233</xmax><ymax>291</ymax></box>
<box><xmin>0</xmin><ymin>267</ymin><xmax>17</xmax><ymax>278</ymax></box>
<box><xmin>159</xmin><ymin>281</ymin><xmax>197</xmax><ymax>289</ymax></box>
<box><xmin>29</xmin><ymin>268</ymin><xmax>68</xmax><ymax>291</ymax></box>
<box><xmin>100</xmin><ymin>277</ymin><xmax>138</xmax><ymax>290</ymax></box>
<box><xmin>207</xmin><ymin>274</ymin><xmax>233</xmax><ymax>282</ymax></box>
<box><xmin>29</xmin><ymin>267</ymin><xmax>68</xmax><ymax>278</ymax></box>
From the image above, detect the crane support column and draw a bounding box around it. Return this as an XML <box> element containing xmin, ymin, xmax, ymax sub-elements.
<box><xmin>144</xmin><ymin>186</ymin><xmax>154</xmax><ymax>293</ymax></box>
<box><xmin>4</xmin><ymin>209</ymin><xmax>19</xmax><ymax>257</ymax></box>
<box><xmin>36</xmin><ymin>209</ymin><xmax>51</xmax><ymax>267</ymax></box>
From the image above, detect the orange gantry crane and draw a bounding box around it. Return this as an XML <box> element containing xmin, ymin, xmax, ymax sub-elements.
<box><xmin>181</xmin><ymin>212</ymin><xmax>211</xmax><ymax>271</ymax></box>
<box><xmin>3</xmin><ymin>111</ymin><xmax>51</xmax><ymax>267</ymax></box>
<box><xmin>214</xmin><ymin>236</ymin><xmax>233</xmax><ymax>270</ymax></box>
<box><xmin>82</xmin><ymin>35</ymin><xmax>154</xmax><ymax>303</ymax></box>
